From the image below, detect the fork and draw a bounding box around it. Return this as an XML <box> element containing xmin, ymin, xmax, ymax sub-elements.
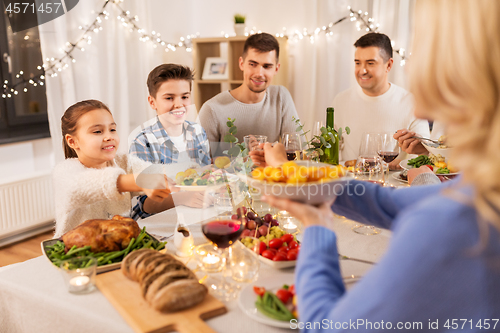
<box><xmin>338</xmin><ymin>254</ymin><xmax>377</xmax><ymax>265</ymax></box>
<box><xmin>411</xmin><ymin>136</ymin><xmax>443</xmax><ymax>145</ymax></box>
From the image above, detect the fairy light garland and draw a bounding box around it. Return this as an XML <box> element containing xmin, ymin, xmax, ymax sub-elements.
<box><xmin>2</xmin><ymin>3</ymin><xmax>407</xmax><ymax>99</ymax></box>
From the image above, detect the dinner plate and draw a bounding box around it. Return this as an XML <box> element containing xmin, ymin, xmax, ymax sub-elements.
<box><xmin>238</xmin><ymin>161</ymin><xmax>351</xmax><ymax>205</ymax></box>
<box><xmin>175</xmin><ymin>173</ymin><xmax>239</xmax><ymax>191</ymax></box>
<box><xmin>41</xmin><ymin>233</ymin><xmax>161</xmax><ymax>274</ymax></box>
<box><xmin>391</xmin><ymin>171</ymin><xmax>408</xmax><ymax>183</ymax></box>
<box><xmin>399</xmin><ymin>159</ymin><xmax>459</xmax><ymax>176</ymax></box>
<box><xmin>238</xmin><ymin>275</ymin><xmax>295</xmax><ymax>329</ymax></box>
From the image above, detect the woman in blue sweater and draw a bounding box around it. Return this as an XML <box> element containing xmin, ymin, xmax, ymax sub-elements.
<box><xmin>262</xmin><ymin>0</ymin><xmax>500</xmax><ymax>331</ymax></box>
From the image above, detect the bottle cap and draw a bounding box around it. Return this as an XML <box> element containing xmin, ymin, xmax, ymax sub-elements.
<box><xmin>327</xmin><ymin>107</ymin><xmax>334</xmax><ymax>112</ymax></box>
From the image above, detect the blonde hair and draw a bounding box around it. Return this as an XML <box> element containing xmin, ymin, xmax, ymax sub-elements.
<box><xmin>61</xmin><ymin>100</ymin><xmax>112</xmax><ymax>159</ymax></box>
<box><xmin>410</xmin><ymin>0</ymin><xmax>500</xmax><ymax>226</ymax></box>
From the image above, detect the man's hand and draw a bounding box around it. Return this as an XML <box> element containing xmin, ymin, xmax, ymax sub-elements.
<box><xmin>394</xmin><ymin>129</ymin><xmax>429</xmax><ymax>155</ymax></box>
<box><xmin>248</xmin><ymin>149</ymin><xmax>266</xmax><ymax>167</ymax></box>
<box><xmin>249</xmin><ymin>142</ymin><xmax>288</xmax><ymax>167</ymax></box>
<box><xmin>141</xmin><ymin>175</ymin><xmax>172</xmax><ymax>202</ymax></box>
<box><xmin>407</xmin><ymin>166</ymin><xmax>433</xmax><ymax>185</ymax></box>
<box><xmin>263</xmin><ymin>195</ymin><xmax>336</xmax><ymax>228</ymax></box>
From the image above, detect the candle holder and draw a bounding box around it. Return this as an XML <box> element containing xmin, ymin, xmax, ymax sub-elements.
<box><xmin>230</xmin><ymin>240</ymin><xmax>260</xmax><ymax>283</ymax></box>
<box><xmin>194</xmin><ymin>243</ymin><xmax>223</xmax><ymax>273</ymax></box>
<box><xmin>60</xmin><ymin>257</ymin><xmax>97</xmax><ymax>294</ymax></box>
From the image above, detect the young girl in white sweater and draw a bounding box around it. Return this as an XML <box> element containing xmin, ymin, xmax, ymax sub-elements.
<box><xmin>53</xmin><ymin>100</ymin><xmax>172</xmax><ymax>237</ymax></box>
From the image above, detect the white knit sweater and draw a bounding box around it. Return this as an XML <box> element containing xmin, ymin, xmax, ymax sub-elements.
<box><xmin>52</xmin><ymin>154</ymin><xmax>152</xmax><ymax>238</ymax></box>
<box><xmin>333</xmin><ymin>83</ymin><xmax>431</xmax><ymax>161</ymax></box>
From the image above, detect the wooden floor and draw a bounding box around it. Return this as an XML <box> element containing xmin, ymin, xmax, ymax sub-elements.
<box><xmin>0</xmin><ymin>231</ymin><xmax>53</xmax><ymax>267</ymax></box>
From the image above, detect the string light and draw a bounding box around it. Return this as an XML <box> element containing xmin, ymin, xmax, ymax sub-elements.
<box><xmin>3</xmin><ymin>3</ymin><xmax>408</xmax><ymax>98</ymax></box>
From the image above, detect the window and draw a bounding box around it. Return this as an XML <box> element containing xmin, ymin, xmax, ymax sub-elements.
<box><xmin>0</xmin><ymin>4</ymin><xmax>49</xmax><ymax>144</ymax></box>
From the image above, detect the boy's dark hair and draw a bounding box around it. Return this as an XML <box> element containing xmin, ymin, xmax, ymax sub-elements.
<box><xmin>354</xmin><ymin>32</ymin><xmax>393</xmax><ymax>62</ymax></box>
<box><xmin>242</xmin><ymin>32</ymin><xmax>280</xmax><ymax>62</ymax></box>
<box><xmin>147</xmin><ymin>64</ymin><xmax>194</xmax><ymax>98</ymax></box>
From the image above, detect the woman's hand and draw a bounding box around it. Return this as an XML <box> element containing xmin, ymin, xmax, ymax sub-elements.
<box><xmin>262</xmin><ymin>195</ymin><xmax>336</xmax><ymax>228</ymax></box>
<box><xmin>408</xmin><ymin>166</ymin><xmax>434</xmax><ymax>185</ymax></box>
<box><xmin>173</xmin><ymin>191</ymin><xmax>213</xmax><ymax>208</ymax></box>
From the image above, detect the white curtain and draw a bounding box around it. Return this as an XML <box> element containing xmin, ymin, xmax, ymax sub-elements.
<box><xmin>39</xmin><ymin>0</ymin><xmax>161</xmax><ymax>163</ymax></box>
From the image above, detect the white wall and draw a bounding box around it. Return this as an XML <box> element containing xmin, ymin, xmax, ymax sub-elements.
<box><xmin>0</xmin><ymin>138</ymin><xmax>54</xmax><ymax>183</ymax></box>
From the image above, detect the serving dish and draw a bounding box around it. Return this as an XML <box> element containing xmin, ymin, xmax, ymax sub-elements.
<box><xmin>239</xmin><ymin>161</ymin><xmax>350</xmax><ymax>205</ymax></box>
<box><xmin>422</xmin><ymin>142</ymin><xmax>453</xmax><ymax>161</ymax></box>
<box><xmin>41</xmin><ymin>232</ymin><xmax>161</xmax><ymax>274</ymax></box>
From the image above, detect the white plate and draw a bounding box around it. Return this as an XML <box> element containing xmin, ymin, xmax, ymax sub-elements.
<box><xmin>176</xmin><ymin>173</ymin><xmax>239</xmax><ymax>191</ymax></box>
<box><xmin>391</xmin><ymin>171</ymin><xmax>408</xmax><ymax>183</ymax></box>
<box><xmin>399</xmin><ymin>158</ymin><xmax>459</xmax><ymax>176</ymax></box>
<box><xmin>239</xmin><ymin>161</ymin><xmax>350</xmax><ymax>205</ymax></box>
<box><xmin>238</xmin><ymin>276</ymin><xmax>295</xmax><ymax>329</ymax></box>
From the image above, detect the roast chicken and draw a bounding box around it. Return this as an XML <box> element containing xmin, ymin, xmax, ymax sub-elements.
<box><xmin>61</xmin><ymin>215</ymin><xmax>141</xmax><ymax>253</ymax></box>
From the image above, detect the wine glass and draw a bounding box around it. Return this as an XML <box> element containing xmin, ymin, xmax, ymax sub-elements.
<box><xmin>282</xmin><ymin>132</ymin><xmax>303</xmax><ymax>161</ymax></box>
<box><xmin>377</xmin><ymin>133</ymin><xmax>400</xmax><ymax>185</ymax></box>
<box><xmin>201</xmin><ymin>215</ymin><xmax>244</xmax><ymax>300</ymax></box>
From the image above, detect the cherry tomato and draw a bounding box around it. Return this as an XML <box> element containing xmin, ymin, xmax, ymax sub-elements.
<box><xmin>253</xmin><ymin>286</ymin><xmax>266</xmax><ymax>296</ymax></box>
<box><xmin>288</xmin><ymin>240</ymin><xmax>299</xmax><ymax>249</ymax></box>
<box><xmin>257</xmin><ymin>241</ymin><xmax>267</xmax><ymax>255</ymax></box>
<box><xmin>272</xmin><ymin>252</ymin><xmax>287</xmax><ymax>261</ymax></box>
<box><xmin>278</xmin><ymin>246</ymin><xmax>290</xmax><ymax>253</ymax></box>
<box><xmin>425</xmin><ymin>164</ymin><xmax>434</xmax><ymax>171</ymax></box>
<box><xmin>281</xmin><ymin>234</ymin><xmax>294</xmax><ymax>244</ymax></box>
<box><xmin>276</xmin><ymin>289</ymin><xmax>293</xmax><ymax>304</ymax></box>
<box><xmin>289</xmin><ymin>284</ymin><xmax>296</xmax><ymax>295</ymax></box>
<box><xmin>261</xmin><ymin>250</ymin><xmax>275</xmax><ymax>260</ymax></box>
<box><xmin>269</xmin><ymin>238</ymin><xmax>284</xmax><ymax>249</ymax></box>
<box><xmin>287</xmin><ymin>249</ymin><xmax>299</xmax><ymax>261</ymax></box>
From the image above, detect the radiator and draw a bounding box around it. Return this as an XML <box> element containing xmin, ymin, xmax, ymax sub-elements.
<box><xmin>0</xmin><ymin>171</ymin><xmax>55</xmax><ymax>246</ymax></box>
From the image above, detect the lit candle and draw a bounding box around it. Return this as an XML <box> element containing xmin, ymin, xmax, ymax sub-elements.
<box><xmin>69</xmin><ymin>276</ymin><xmax>90</xmax><ymax>292</ymax></box>
<box><xmin>202</xmin><ymin>254</ymin><xmax>221</xmax><ymax>269</ymax></box>
<box><xmin>283</xmin><ymin>222</ymin><xmax>298</xmax><ymax>234</ymax></box>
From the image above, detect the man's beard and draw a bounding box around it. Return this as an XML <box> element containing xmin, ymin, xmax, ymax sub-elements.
<box><xmin>248</xmin><ymin>81</ymin><xmax>267</xmax><ymax>93</ymax></box>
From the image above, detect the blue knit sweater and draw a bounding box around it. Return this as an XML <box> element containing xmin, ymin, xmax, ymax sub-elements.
<box><xmin>295</xmin><ymin>180</ymin><xmax>500</xmax><ymax>332</ymax></box>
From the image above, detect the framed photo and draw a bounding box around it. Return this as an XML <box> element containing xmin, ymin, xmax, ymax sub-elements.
<box><xmin>202</xmin><ymin>57</ymin><xmax>228</xmax><ymax>80</ymax></box>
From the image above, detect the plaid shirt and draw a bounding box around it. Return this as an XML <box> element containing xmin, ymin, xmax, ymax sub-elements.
<box><xmin>129</xmin><ymin>118</ymin><xmax>210</xmax><ymax>220</ymax></box>
<box><xmin>129</xmin><ymin>118</ymin><xmax>210</xmax><ymax>165</ymax></box>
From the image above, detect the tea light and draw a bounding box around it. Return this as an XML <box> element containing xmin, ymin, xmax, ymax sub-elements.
<box><xmin>283</xmin><ymin>221</ymin><xmax>298</xmax><ymax>234</ymax></box>
<box><xmin>195</xmin><ymin>244</ymin><xmax>223</xmax><ymax>273</ymax></box>
<box><xmin>69</xmin><ymin>275</ymin><xmax>90</xmax><ymax>293</ymax></box>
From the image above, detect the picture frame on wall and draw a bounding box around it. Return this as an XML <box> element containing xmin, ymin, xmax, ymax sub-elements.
<box><xmin>202</xmin><ymin>57</ymin><xmax>228</xmax><ymax>80</ymax></box>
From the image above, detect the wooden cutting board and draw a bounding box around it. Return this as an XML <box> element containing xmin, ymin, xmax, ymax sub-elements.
<box><xmin>96</xmin><ymin>269</ymin><xmax>227</xmax><ymax>333</ymax></box>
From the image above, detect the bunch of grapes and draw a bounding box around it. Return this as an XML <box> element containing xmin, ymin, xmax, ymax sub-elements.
<box><xmin>233</xmin><ymin>207</ymin><xmax>279</xmax><ymax>239</ymax></box>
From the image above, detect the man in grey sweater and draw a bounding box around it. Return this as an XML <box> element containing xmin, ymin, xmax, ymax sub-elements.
<box><xmin>198</xmin><ymin>33</ymin><xmax>299</xmax><ymax>157</ymax></box>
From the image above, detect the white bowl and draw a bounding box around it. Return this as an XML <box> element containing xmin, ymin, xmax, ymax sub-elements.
<box><xmin>422</xmin><ymin>143</ymin><xmax>453</xmax><ymax>161</ymax></box>
<box><xmin>238</xmin><ymin>161</ymin><xmax>350</xmax><ymax>205</ymax></box>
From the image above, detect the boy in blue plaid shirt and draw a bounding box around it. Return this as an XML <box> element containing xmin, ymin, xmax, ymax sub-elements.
<box><xmin>129</xmin><ymin>64</ymin><xmax>212</xmax><ymax>216</ymax></box>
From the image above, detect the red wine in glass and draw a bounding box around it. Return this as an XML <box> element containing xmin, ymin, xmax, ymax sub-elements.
<box><xmin>202</xmin><ymin>220</ymin><xmax>243</xmax><ymax>248</ymax></box>
<box><xmin>378</xmin><ymin>151</ymin><xmax>399</xmax><ymax>163</ymax></box>
<box><xmin>286</xmin><ymin>150</ymin><xmax>297</xmax><ymax>161</ymax></box>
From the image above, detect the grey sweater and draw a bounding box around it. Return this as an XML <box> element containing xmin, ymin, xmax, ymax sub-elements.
<box><xmin>198</xmin><ymin>85</ymin><xmax>299</xmax><ymax>155</ymax></box>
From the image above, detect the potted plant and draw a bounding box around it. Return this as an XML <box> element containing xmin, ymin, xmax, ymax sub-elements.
<box><xmin>234</xmin><ymin>14</ymin><xmax>246</xmax><ymax>36</ymax></box>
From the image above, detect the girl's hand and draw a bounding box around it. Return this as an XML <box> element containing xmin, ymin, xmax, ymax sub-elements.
<box><xmin>173</xmin><ymin>191</ymin><xmax>213</xmax><ymax>208</ymax></box>
<box><xmin>262</xmin><ymin>195</ymin><xmax>336</xmax><ymax>228</ymax></box>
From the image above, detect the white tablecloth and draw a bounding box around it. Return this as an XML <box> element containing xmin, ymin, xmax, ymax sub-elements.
<box><xmin>0</xmin><ymin>177</ymin><xmax>404</xmax><ymax>333</ymax></box>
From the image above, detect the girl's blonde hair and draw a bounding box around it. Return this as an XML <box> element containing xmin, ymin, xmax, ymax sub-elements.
<box><xmin>61</xmin><ymin>100</ymin><xmax>111</xmax><ymax>159</ymax></box>
<box><xmin>410</xmin><ymin>0</ymin><xmax>500</xmax><ymax>225</ymax></box>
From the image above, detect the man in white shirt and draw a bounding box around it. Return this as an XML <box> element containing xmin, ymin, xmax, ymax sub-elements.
<box><xmin>333</xmin><ymin>33</ymin><xmax>430</xmax><ymax>164</ymax></box>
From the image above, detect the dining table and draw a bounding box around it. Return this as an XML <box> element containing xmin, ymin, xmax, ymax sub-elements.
<box><xmin>0</xmin><ymin>173</ymin><xmax>408</xmax><ymax>333</ymax></box>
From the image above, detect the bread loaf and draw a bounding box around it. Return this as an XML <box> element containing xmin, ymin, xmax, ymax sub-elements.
<box><xmin>121</xmin><ymin>250</ymin><xmax>207</xmax><ymax>313</ymax></box>
<box><xmin>151</xmin><ymin>280</ymin><xmax>208</xmax><ymax>312</ymax></box>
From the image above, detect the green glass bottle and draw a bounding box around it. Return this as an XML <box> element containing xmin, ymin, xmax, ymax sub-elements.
<box><xmin>324</xmin><ymin>107</ymin><xmax>339</xmax><ymax>165</ymax></box>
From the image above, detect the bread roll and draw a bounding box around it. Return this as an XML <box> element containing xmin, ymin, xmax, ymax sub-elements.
<box><xmin>151</xmin><ymin>280</ymin><xmax>208</xmax><ymax>312</ymax></box>
<box><xmin>137</xmin><ymin>254</ymin><xmax>180</xmax><ymax>283</ymax></box>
